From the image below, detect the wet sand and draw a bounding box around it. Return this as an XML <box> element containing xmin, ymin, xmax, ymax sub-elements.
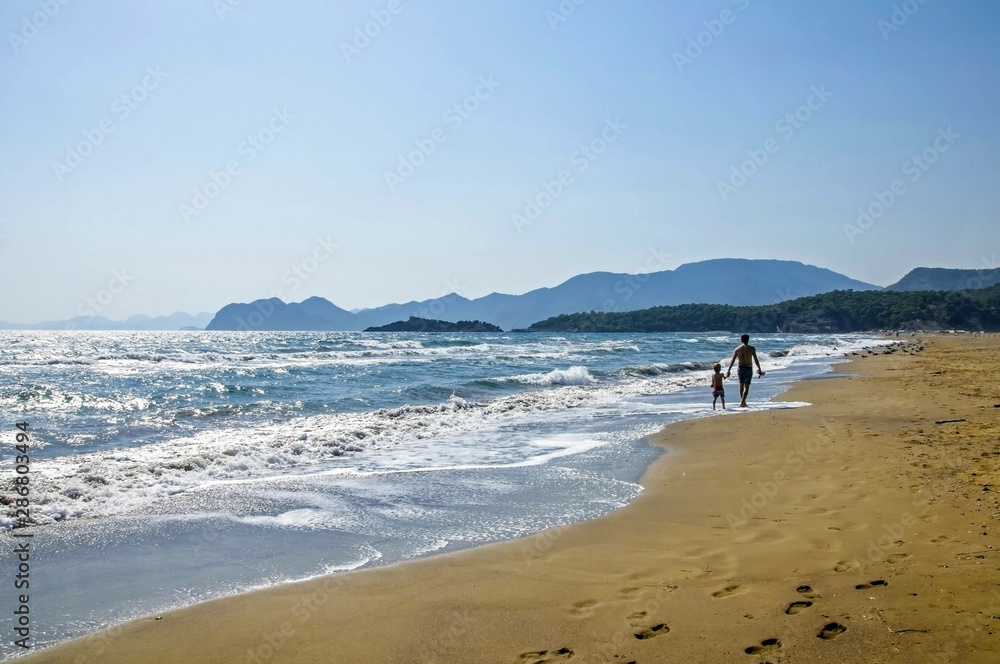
<box><xmin>22</xmin><ymin>334</ymin><xmax>1000</xmax><ymax>663</ymax></box>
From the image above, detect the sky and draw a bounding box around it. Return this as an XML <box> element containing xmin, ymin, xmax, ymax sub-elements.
<box><xmin>1</xmin><ymin>0</ymin><xmax>999</xmax><ymax>323</ymax></box>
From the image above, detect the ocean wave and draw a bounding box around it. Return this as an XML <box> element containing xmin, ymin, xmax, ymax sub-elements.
<box><xmin>587</xmin><ymin>343</ymin><xmax>642</xmax><ymax>354</ymax></box>
<box><xmin>2</xmin><ymin>386</ymin><xmax>151</xmax><ymax>414</ymax></box>
<box><xmin>395</xmin><ymin>384</ymin><xmax>464</xmax><ymax>402</ymax></box>
<box><xmin>353</xmin><ymin>338</ymin><xmax>424</xmax><ymax>350</ymax></box>
<box><xmin>420</xmin><ymin>338</ymin><xmax>489</xmax><ymax>349</ymax></box>
<box><xmin>613</xmin><ymin>361</ymin><xmax>713</xmax><ymax>378</ymax></box>
<box><xmin>0</xmin><ymin>388</ymin><xmax>609</xmax><ymax>528</ymax></box>
<box><xmin>503</xmin><ymin>366</ymin><xmax>596</xmax><ymax>386</ymax></box>
<box><xmin>0</xmin><ymin>337</ymin><xmax>608</xmax><ymax>371</ymax></box>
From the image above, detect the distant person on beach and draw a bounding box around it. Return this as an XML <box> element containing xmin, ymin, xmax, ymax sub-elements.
<box><xmin>710</xmin><ymin>363</ymin><xmax>726</xmax><ymax>410</ymax></box>
<box><xmin>725</xmin><ymin>333</ymin><xmax>764</xmax><ymax>408</ymax></box>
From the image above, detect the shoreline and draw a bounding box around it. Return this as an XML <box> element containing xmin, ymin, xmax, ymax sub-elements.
<box><xmin>21</xmin><ymin>335</ymin><xmax>1000</xmax><ymax>662</ymax></box>
<box><xmin>0</xmin><ymin>334</ymin><xmax>852</xmax><ymax>652</ymax></box>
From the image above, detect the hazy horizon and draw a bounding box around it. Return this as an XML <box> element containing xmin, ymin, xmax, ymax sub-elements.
<box><xmin>3</xmin><ymin>1</ymin><xmax>998</xmax><ymax>324</ymax></box>
<box><xmin>0</xmin><ymin>253</ymin><xmax>930</xmax><ymax>324</ymax></box>
<box><xmin>0</xmin><ymin>255</ymin><xmax>975</xmax><ymax>324</ymax></box>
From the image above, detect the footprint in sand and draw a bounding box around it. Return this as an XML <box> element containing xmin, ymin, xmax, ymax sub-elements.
<box><xmin>517</xmin><ymin>647</ymin><xmax>574</xmax><ymax>663</ymax></box>
<box><xmin>626</xmin><ymin>611</ymin><xmax>647</xmax><ymax>626</ymax></box>
<box><xmin>855</xmin><ymin>580</ymin><xmax>887</xmax><ymax>590</ymax></box>
<box><xmin>712</xmin><ymin>584</ymin><xmax>745</xmax><ymax>598</ymax></box>
<box><xmin>634</xmin><ymin>623</ymin><xmax>669</xmax><ymax>640</ymax></box>
<box><xmin>834</xmin><ymin>560</ymin><xmax>859</xmax><ymax>573</ymax></box>
<box><xmin>886</xmin><ymin>553</ymin><xmax>911</xmax><ymax>564</ymax></box>
<box><xmin>796</xmin><ymin>585</ymin><xmax>819</xmax><ymax>599</ymax></box>
<box><xmin>619</xmin><ymin>587</ymin><xmax>641</xmax><ymax>598</ymax></box>
<box><xmin>568</xmin><ymin>600</ymin><xmax>599</xmax><ymax>617</ymax></box>
<box><xmin>930</xmin><ymin>534</ymin><xmax>952</xmax><ymax>544</ymax></box>
<box><xmin>785</xmin><ymin>600</ymin><xmax>813</xmax><ymax>615</ymax></box>
<box><xmin>817</xmin><ymin>622</ymin><xmax>847</xmax><ymax>640</ymax></box>
<box><xmin>744</xmin><ymin>638</ymin><xmax>781</xmax><ymax>655</ymax></box>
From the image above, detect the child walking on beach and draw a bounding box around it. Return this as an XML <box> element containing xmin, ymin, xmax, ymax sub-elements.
<box><xmin>711</xmin><ymin>363</ymin><xmax>725</xmax><ymax>410</ymax></box>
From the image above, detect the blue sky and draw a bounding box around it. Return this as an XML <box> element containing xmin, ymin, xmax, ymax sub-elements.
<box><xmin>1</xmin><ymin>0</ymin><xmax>998</xmax><ymax>322</ymax></box>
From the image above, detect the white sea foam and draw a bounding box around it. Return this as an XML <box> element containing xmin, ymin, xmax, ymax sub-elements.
<box><xmin>236</xmin><ymin>508</ymin><xmax>349</xmax><ymax>530</ymax></box>
<box><xmin>0</xmin><ymin>388</ymin><xmax>612</xmax><ymax>526</ymax></box>
<box><xmin>307</xmin><ymin>550</ymin><xmax>384</xmax><ymax>577</ymax></box>
<box><xmin>404</xmin><ymin>539</ymin><xmax>450</xmax><ymax>558</ymax></box>
<box><xmin>504</xmin><ymin>366</ymin><xmax>596</xmax><ymax>386</ymax></box>
<box><xmin>0</xmin><ymin>338</ymin><xmax>576</xmax><ymax>371</ymax></box>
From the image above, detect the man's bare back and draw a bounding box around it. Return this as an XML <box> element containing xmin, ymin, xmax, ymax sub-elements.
<box><xmin>733</xmin><ymin>343</ymin><xmax>756</xmax><ymax>367</ymax></box>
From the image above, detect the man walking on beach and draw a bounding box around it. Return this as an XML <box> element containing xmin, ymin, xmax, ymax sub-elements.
<box><xmin>725</xmin><ymin>333</ymin><xmax>764</xmax><ymax>408</ymax></box>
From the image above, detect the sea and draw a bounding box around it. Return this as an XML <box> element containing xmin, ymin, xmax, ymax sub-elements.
<box><xmin>0</xmin><ymin>330</ymin><xmax>886</xmax><ymax>658</ymax></box>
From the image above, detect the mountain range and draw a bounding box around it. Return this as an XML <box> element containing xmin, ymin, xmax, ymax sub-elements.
<box><xmin>5</xmin><ymin>259</ymin><xmax>995</xmax><ymax>332</ymax></box>
<box><xmin>206</xmin><ymin>259</ymin><xmax>878</xmax><ymax>331</ymax></box>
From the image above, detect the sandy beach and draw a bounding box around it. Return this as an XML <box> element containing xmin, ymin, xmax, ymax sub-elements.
<box><xmin>22</xmin><ymin>334</ymin><xmax>999</xmax><ymax>663</ymax></box>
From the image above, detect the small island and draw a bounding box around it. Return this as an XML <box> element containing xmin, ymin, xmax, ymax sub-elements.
<box><xmin>364</xmin><ymin>316</ymin><xmax>503</xmax><ymax>332</ymax></box>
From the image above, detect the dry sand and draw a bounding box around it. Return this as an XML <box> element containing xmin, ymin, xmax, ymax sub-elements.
<box><xmin>24</xmin><ymin>334</ymin><xmax>1000</xmax><ymax>663</ymax></box>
